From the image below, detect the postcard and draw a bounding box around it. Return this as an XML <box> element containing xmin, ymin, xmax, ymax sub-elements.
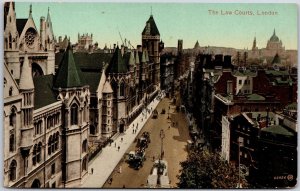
<box><xmin>3</xmin><ymin>1</ymin><xmax>297</xmax><ymax>189</ymax></box>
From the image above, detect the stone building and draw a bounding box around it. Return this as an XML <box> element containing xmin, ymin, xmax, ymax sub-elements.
<box><xmin>4</xmin><ymin>2</ymin><xmax>163</xmax><ymax>188</ymax></box>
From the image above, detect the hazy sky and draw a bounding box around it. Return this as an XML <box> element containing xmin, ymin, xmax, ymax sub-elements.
<box><xmin>14</xmin><ymin>2</ymin><xmax>298</xmax><ymax>49</ymax></box>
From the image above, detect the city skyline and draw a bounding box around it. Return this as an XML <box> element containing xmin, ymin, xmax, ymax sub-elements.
<box><xmin>15</xmin><ymin>2</ymin><xmax>297</xmax><ymax>50</ymax></box>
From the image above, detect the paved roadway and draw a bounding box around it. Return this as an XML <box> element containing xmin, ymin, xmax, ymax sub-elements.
<box><xmin>103</xmin><ymin>97</ymin><xmax>190</xmax><ymax>188</ymax></box>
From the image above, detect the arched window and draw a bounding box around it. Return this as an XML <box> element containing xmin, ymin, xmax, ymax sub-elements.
<box><xmin>82</xmin><ymin>157</ymin><xmax>87</xmax><ymax>172</ymax></box>
<box><xmin>54</xmin><ymin>132</ymin><xmax>59</xmax><ymax>150</ymax></box>
<box><xmin>9</xmin><ymin>130</ymin><xmax>15</xmax><ymax>152</ymax></box>
<box><xmin>9</xmin><ymin>107</ymin><xmax>16</xmax><ymax>127</ymax></box>
<box><xmin>9</xmin><ymin>87</ymin><xmax>13</xmax><ymax>96</ymax></box>
<box><xmin>120</xmin><ymin>83</ymin><xmax>125</xmax><ymax>97</ymax></box>
<box><xmin>9</xmin><ymin>33</ymin><xmax>12</xmax><ymax>49</ymax></box>
<box><xmin>90</xmin><ymin>125</ymin><xmax>96</xmax><ymax>135</ymax></box>
<box><xmin>82</xmin><ymin>139</ymin><xmax>87</xmax><ymax>153</ymax></box>
<box><xmin>32</xmin><ymin>144</ymin><xmax>37</xmax><ymax>165</ymax></box>
<box><xmin>9</xmin><ymin>160</ymin><xmax>17</xmax><ymax>181</ymax></box>
<box><xmin>71</xmin><ymin>104</ymin><xmax>78</xmax><ymax>125</ymax></box>
<box><xmin>37</xmin><ymin>142</ymin><xmax>42</xmax><ymax>163</ymax></box>
<box><xmin>48</xmin><ymin>135</ymin><xmax>52</xmax><ymax>155</ymax></box>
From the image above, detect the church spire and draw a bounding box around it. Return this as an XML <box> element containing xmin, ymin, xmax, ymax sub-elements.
<box><xmin>19</xmin><ymin>53</ymin><xmax>34</xmax><ymax>90</ymax></box>
<box><xmin>273</xmin><ymin>28</ymin><xmax>276</xmax><ymax>35</ymax></box>
<box><xmin>29</xmin><ymin>4</ymin><xmax>32</xmax><ymax>18</ymax></box>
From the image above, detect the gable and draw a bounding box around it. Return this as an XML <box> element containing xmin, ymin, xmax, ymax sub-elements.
<box><xmin>4</xmin><ymin>63</ymin><xmax>19</xmax><ymax>98</ymax></box>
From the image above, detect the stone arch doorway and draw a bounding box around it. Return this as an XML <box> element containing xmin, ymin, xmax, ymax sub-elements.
<box><xmin>31</xmin><ymin>179</ymin><xmax>41</xmax><ymax>188</ymax></box>
<box><xmin>32</xmin><ymin>62</ymin><xmax>44</xmax><ymax>78</ymax></box>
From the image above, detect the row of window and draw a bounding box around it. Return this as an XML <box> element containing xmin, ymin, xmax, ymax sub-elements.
<box><xmin>46</xmin><ymin>113</ymin><xmax>60</xmax><ymax>129</ymax></box>
<box><xmin>34</xmin><ymin>120</ymin><xmax>42</xmax><ymax>135</ymax></box>
<box><xmin>32</xmin><ymin>142</ymin><xmax>42</xmax><ymax>166</ymax></box>
<box><xmin>48</xmin><ymin>132</ymin><xmax>59</xmax><ymax>155</ymax></box>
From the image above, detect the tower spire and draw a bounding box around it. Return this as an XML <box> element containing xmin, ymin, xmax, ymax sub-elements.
<box><xmin>273</xmin><ymin>28</ymin><xmax>276</xmax><ymax>35</ymax></box>
<box><xmin>29</xmin><ymin>4</ymin><xmax>32</xmax><ymax>18</ymax></box>
<box><xmin>151</xmin><ymin>6</ymin><xmax>152</xmax><ymax>16</ymax></box>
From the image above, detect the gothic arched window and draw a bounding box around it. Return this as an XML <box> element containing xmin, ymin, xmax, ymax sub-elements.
<box><xmin>9</xmin><ymin>107</ymin><xmax>16</xmax><ymax>127</ymax></box>
<box><xmin>120</xmin><ymin>83</ymin><xmax>125</xmax><ymax>97</ymax></box>
<box><xmin>9</xmin><ymin>33</ymin><xmax>12</xmax><ymax>49</ymax></box>
<box><xmin>71</xmin><ymin>104</ymin><xmax>78</xmax><ymax>125</ymax></box>
<box><xmin>9</xmin><ymin>160</ymin><xmax>17</xmax><ymax>181</ymax></box>
<box><xmin>48</xmin><ymin>135</ymin><xmax>52</xmax><ymax>155</ymax></box>
<box><xmin>9</xmin><ymin>130</ymin><xmax>15</xmax><ymax>152</ymax></box>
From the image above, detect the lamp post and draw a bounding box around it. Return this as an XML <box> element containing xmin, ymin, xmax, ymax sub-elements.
<box><xmin>167</xmin><ymin>105</ymin><xmax>170</xmax><ymax>119</ymax></box>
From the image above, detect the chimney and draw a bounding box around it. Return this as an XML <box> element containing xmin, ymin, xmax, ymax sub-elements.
<box><xmin>58</xmin><ymin>36</ymin><xmax>62</xmax><ymax>43</ymax></box>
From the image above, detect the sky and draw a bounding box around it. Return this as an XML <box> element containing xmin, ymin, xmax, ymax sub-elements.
<box><xmin>14</xmin><ymin>2</ymin><xmax>298</xmax><ymax>50</ymax></box>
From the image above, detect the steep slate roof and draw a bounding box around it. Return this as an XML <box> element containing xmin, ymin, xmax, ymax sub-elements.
<box><xmin>33</xmin><ymin>75</ymin><xmax>57</xmax><ymax>109</ymax></box>
<box><xmin>142</xmin><ymin>15</ymin><xmax>160</xmax><ymax>36</ymax></box>
<box><xmin>107</xmin><ymin>46</ymin><xmax>127</xmax><ymax>73</ymax></box>
<box><xmin>80</xmin><ymin>71</ymin><xmax>101</xmax><ymax>93</ymax></box>
<box><xmin>54</xmin><ymin>43</ymin><xmax>83</xmax><ymax>88</ymax></box>
<box><xmin>55</xmin><ymin>52</ymin><xmax>112</xmax><ymax>71</ymax></box>
<box><xmin>16</xmin><ymin>19</ymin><xmax>27</xmax><ymax>35</ymax></box>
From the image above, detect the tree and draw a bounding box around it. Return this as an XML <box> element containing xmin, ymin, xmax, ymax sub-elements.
<box><xmin>177</xmin><ymin>149</ymin><xmax>248</xmax><ymax>189</ymax></box>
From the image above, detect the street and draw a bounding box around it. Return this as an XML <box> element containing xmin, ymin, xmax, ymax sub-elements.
<box><xmin>103</xmin><ymin>97</ymin><xmax>190</xmax><ymax>188</ymax></box>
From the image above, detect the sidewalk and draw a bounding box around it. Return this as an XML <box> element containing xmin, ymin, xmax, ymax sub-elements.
<box><xmin>81</xmin><ymin>92</ymin><xmax>165</xmax><ymax>188</ymax></box>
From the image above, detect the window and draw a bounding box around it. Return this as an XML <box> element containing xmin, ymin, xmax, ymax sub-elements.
<box><xmin>9</xmin><ymin>160</ymin><xmax>17</xmax><ymax>181</ymax></box>
<box><xmin>9</xmin><ymin>130</ymin><xmax>15</xmax><ymax>152</ymax></box>
<box><xmin>71</xmin><ymin>104</ymin><xmax>78</xmax><ymax>125</ymax></box>
<box><xmin>9</xmin><ymin>87</ymin><xmax>13</xmax><ymax>97</ymax></box>
<box><xmin>48</xmin><ymin>136</ymin><xmax>52</xmax><ymax>155</ymax></box>
<box><xmin>226</xmin><ymin>81</ymin><xmax>233</xmax><ymax>94</ymax></box>
<box><xmin>82</xmin><ymin>139</ymin><xmax>87</xmax><ymax>153</ymax></box>
<box><xmin>51</xmin><ymin>182</ymin><xmax>56</xmax><ymax>188</ymax></box>
<box><xmin>51</xmin><ymin>163</ymin><xmax>55</xmax><ymax>175</ymax></box>
<box><xmin>9</xmin><ymin>107</ymin><xmax>16</xmax><ymax>127</ymax></box>
<box><xmin>120</xmin><ymin>83</ymin><xmax>125</xmax><ymax>97</ymax></box>
<box><xmin>32</xmin><ymin>144</ymin><xmax>37</xmax><ymax>166</ymax></box>
<box><xmin>54</xmin><ymin>132</ymin><xmax>59</xmax><ymax>150</ymax></box>
<box><xmin>238</xmin><ymin>80</ymin><xmax>242</xmax><ymax>85</ymax></box>
<box><xmin>9</xmin><ymin>33</ymin><xmax>12</xmax><ymax>49</ymax></box>
<box><xmin>82</xmin><ymin>157</ymin><xmax>87</xmax><ymax>172</ymax></box>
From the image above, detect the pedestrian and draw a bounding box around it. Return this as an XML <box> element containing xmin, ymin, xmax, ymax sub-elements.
<box><xmin>133</xmin><ymin>129</ymin><xmax>134</xmax><ymax>134</ymax></box>
<box><xmin>118</xmin><ymin>146</ymin><xmax>120</xmax><ymax>151</ymax></box>
<box><xmin>91</xmin><ymin>168</ymin><xmax>94</xmax><ymax>174</ymax></box>
<box><xmin>121</xmin><ymin>138</ymin><xmax>123</xmax><ymax>142</ymax></box>
<box><xmin>168</xmin><ymin>126</ymin><xmax>170</xmax><ymax>130</ymax></box>
<box><xmin>110</xmin><ymin>177</ymin><xmax>113</xmax><ymax>184</ymax></box>
<box><xmin>119</xmin><ymin>166</ymin><xmax>122</xmax><ymax>173</ymax></box>
<box><xmin>114</xmin><ymin>142</ymin><xmax>116</xmax><ymax>147</ymax></box>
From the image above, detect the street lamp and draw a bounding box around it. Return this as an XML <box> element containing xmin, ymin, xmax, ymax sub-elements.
<box><xmin>167</xmin><ymin>105</ymin><xmax>170</xmax><ymax>119</ymax></box>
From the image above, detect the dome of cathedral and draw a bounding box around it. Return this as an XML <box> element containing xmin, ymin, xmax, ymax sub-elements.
<box><xmin>270</xmin><ymin>29</ymin><xmax>279</xmax><ymax>42</ymax></box>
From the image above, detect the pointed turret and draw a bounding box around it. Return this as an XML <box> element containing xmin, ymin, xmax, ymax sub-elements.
<box><xmin>141</xmin><ymin>50</ymin><xmax>147</xmax><ymax>63</ymax></box>
<box><xmin>54</xmin><ymin>41</ymin><xmax>83</xmax><ymax>88</ymax></box>
<box><xmin>135</xmin><ymin>51</ymin><xmax>140</xmax><ymax>64</ymax></box>
<box><xmin>142</xmin><ymin>15</ymin><xmax>160</xmax><ymax>36</ymax></box>
<box><xmin>129</xmin><ymin>51</ymin><xmax>136</xmax><ymax>67</ymax></box>
<box><xmin>106</xmin><ymin>46</ymin><xmax>127</xmax><ymax>73</ymax></box>
<box><xmin>145</xmin><ymin>50</ymin><xmax>149</xmax><ymax>62</ymax></box>
<box><xmin>19</xmin><ymin>53</ymin><xmax>34</xmax><ymax>90</ymax></box>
